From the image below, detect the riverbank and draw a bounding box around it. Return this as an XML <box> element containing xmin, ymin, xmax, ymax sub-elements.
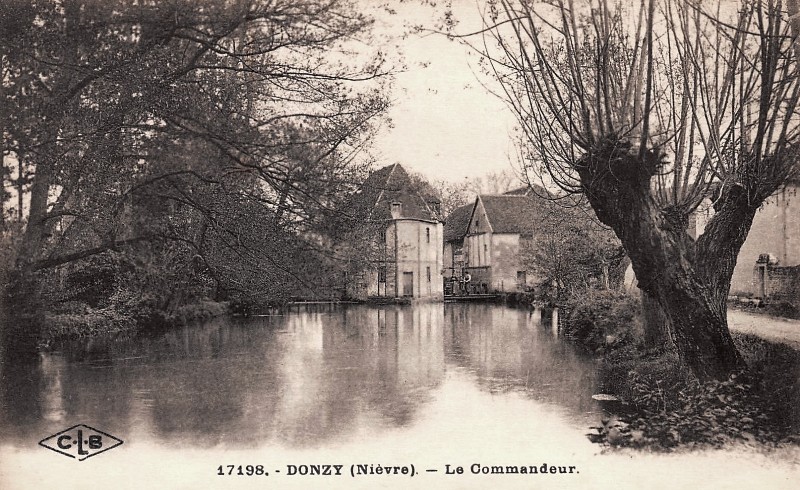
<box><xmin>38</xmin><ymin>300</ymin><xmax>230</xmax><ymax>349</ymax></box>
<box><xmin>3</xmin><ymin>302</ymin><xmax>798</xmax><ymax>490</ymax></box>
<box><xmin>534</xmin><ymin>289</ymin><xmax>800</xmax><ymax>450</ymax></box>
<box><xmin>589</xmin><ymin>332</ymin><xmax>800</xmax><ymax>450</ymax></box>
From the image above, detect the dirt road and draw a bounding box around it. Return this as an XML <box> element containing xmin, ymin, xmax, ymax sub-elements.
<box><xmin>728</xmin><ymin>309</ymin><xmax>800</xmax><ymax>349</ymax></box>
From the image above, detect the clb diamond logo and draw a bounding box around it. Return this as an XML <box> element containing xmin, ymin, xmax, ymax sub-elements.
<box><xmin>39</xmin><ymin>424</ymin><xmax>123</xmax><ymax>461</ymax></box>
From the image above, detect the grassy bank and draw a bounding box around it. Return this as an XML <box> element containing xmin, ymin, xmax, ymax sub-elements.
<box><xmin>728</xmin><ymin>299</ymin><xmax>800</xmax><ymax>320</ymax></box>
<box><xmin>593</xmin><ymin>334</ymin><xmax>800</xmax><ymax>450</ymax></box>
<box><xmin>557</xmin><ymin>290</ymin><xmax>800</xmax><ymax>450</ymax></box>
<box><xmin>40</xmin><ymin>300</ymin><xmax>230</xmax><ymax>349</ymax></box>
<box><xmin>592</xmin><ymin>333</ymin><xmax>800</xmax><ymax>450</ymax></box>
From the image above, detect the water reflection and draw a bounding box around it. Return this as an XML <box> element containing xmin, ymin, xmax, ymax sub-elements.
<box><xmin>444</xmin><ymin>305</ymin><xmax>597</xmax><ymax>418</ymax></box>
<box><xmin>0</xmin><ymin>303</ymin><xmax>598</xmax><ymax>450</ymax></box>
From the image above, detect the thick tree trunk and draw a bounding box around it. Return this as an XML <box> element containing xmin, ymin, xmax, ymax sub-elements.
<box><xmin>576</xmin><ymin>142</ymin><xmax>761</xmax><ymax>379</ymax></box>
<box><xmin>15</xmin><ymin>166</ymin><xmax>51</xmax><ymax>269</ymax></box>
<box><xmin>640</xmin><ymin>290</ymin><xmax>673</xmax><ymax>349</ymax></box>
<box><xmin>651</xmin><ymin>263</ymin><xmax>743</xmax><ymax>380</ymax></box>
<box><xmin>3</xmin><ymin>160</ymin><xmax>49</xmax><ymax>354</ymax></box>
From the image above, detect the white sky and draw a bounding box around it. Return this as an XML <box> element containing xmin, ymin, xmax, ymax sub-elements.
<box><xmin>366</xmin><ymin>1</ymin><xmax>520</xmax><ymax>184</ymax></box>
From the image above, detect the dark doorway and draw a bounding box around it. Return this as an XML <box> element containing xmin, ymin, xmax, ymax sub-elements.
<box><xmin>758</xmin><ymin>265</ymin><xmax>767</xmax><ymax>299</ymax></box>
<box><xmin>402</xmin><ymin>272</ymin><xmax>414</xmax><ymax>297</ymax></box>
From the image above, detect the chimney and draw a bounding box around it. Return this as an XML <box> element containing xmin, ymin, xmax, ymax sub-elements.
<box><xmin>390</xmin><ymin>201</ymin><xmax>403</xmax><ymax>219</ymax></box>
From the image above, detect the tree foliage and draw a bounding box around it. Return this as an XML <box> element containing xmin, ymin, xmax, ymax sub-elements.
<box><xmin>1</xmin><ymin>0</ymin><xmax>390</xmax><ymax>318</ymax></box>
<box><xmin>521</xmin><ymin>204</ymin><xmax>625</xmax><ymax>301</ymax></box>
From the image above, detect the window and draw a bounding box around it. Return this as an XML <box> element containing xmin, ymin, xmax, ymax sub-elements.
<box><xmin>378</xmin><ymin>266</ymin><xmax>387</xmax><ymax>283</ymax></box>
<box><xmin>379</xmin><ymin>229</ymin><xmax>386</xmax><ymax>242</ymax></box>
<box><xmin>426</xmin><ymin>266</ymin><xmax>431</xmax><ymax>282</ymax></box>
<box><xmin>426</xmin><ymin>227</ymin><xmax>430</xmax><ymax>243</ymax></box>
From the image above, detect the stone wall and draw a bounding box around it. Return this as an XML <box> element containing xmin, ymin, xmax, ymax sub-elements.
<box><xmin>731</xmin><ymin>184</ymin><xmax>800</xmax><ymax>295</ymax></box>
<box><xmin>753</xmin><ymin>257</ymin><xmax>800</xmax><ymax>305</ymax></box>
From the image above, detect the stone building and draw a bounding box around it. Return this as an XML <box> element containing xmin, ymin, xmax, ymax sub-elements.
<box><xmin>343</xmin><ymin>164</ymin><xmax>444</xmax><ymax>301</ymax></box>
<box><xmin>661</xmin><ymin>180</ymin><xmax>800</xmax><ymax>304</ymax></box>
<box><xmin>731</xmin><ymin>182</ymin><xmax>800</xmax><ymax>302</ymax></box>
<box><xmin>444</xmin><ymin>192</ymin><xmax>543</xmax><ymax>294</ymax></box>
<box><xmin>442</xmin><ymin>202</ymin><xmax>473</xmax><ymax>290</ymax></box>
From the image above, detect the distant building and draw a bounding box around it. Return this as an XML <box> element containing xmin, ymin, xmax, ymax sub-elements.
<box><xmin>343</xmin><ymin>164</ymin><xmax>443</xmax><ymax>301</ymax></box>
<box><xmin>444</xmin><ymin>191</ymin><xmax>543</xmax><ymax>294</ymax></box>
<box><xmin>442</xmin><ymin>202</ymin><xmax>473</xmax><ymax>287</ymax></box>
<box><xmin>464</xmin><ymin>194</ymin><xmax>542</xmax><ymax>292</ymax></box>
<box><xmin>636</xmin><ymin>181</ymin><xmax>800</xmax><ymax>304</ymax></box>
<box><xmin>731</xmin><ymin>182</ymin><xmax>800</xmax><ymax>302</ymax></box>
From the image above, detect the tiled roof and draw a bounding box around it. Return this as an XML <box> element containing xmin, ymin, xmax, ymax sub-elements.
<box><xmin>503</xmin><ymin>186</ymin><xmax>530</xmax><ymax>196</ymax></box>
<box><xmin>479</xmin><ymin>195</ymin><xmax>546</xmax><ymax>234</ymax></box>
<box><xmin>443</xmin><ymin>202</ymin><xmax>474</xmax><ymax>242</ymax></box>
<box><xmin>345</xmin><ymin>163</ymin><xmax>438</xmax><ymax>222</ymax></box>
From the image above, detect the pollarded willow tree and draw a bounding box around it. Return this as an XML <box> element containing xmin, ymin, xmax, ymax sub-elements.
<box><xmin>470</xmin><ymin>0</ymin><xmax>800</xmax><ymax>379</ymax></box>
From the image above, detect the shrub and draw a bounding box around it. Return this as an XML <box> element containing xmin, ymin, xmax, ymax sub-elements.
<box><xmin>599</xmin><ymin>347</ymin><xmax>689</xmax><ymax>402</ymax></box>
<box><xmin>503</xmin><ymin>291</ymin><xmax>536</xmax><ymax>307</ymax></box>
<box><xmin>561</xmin><ymin>289</ymin><xmax>643</xmax><ymax>352</ymax></box>
<box><xmin>763</xmin><ymin>301</ymin><xmax>800</xmax><ymax>319</ymax></box>
<box><xmin>41</xmin><ymin>306</ymin><xmax>138</xmax><ymax>348</ymax></box>
<box><xmin>167</xmin><ymin>300</ymin><xmax>229</xmax><ymax>326</ymax></box>
<box><xmin>40</xmin><ymin>293</ymin><xmax>229</xmax><ymax>346</ymax></box>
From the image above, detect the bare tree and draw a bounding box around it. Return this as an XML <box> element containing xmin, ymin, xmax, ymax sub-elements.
<box><xmin>465</xmin><ymin>0</ymin><xmax>800</xmax><ymax>378</ymax></box>
<box><xmin>463</xmin><ymin>169</ymin><xmax>519</xmax><ymax>194</ymax></box>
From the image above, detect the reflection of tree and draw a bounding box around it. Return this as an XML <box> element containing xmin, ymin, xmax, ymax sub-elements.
<box><xmin>443</xmin><ymin>304</ymin><xmax>598</xmax><ymax>416</ymax></box>
<box><xmin>0</xmin><ymin>318</ymin><xmax>289</xmax><ymax>447</ymax></box>
<box><xmin>0</xmin><ymin>306</ymin><xmax>448</xmax><ymax>449</ymax></box>
<box><xmin>1</xmin><ymin>304</ymin><xmax>601</xmax><ymax>448</ymax></box>
<box><xmin>0</xmin><ymin>357</ymin><xmax>45</xmax><ymax>443</ymax></box>
<box><xmin>143</xmin><ymin>319</ymin><xmax>286</xmax><ymax>446</ymax></box>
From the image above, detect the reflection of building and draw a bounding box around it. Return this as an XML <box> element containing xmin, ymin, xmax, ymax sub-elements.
<box><xmin>444</xmin><ymin>192</ymin><xmax>542</xmax><ymax>293</ymax></box>
<box><xmin>344</xmin><ymin>164</ymin><xmax>444</xmax><ymax>300</ymax></box>
<box><xmin>320</xmin><ymin>305</ymin><xmax>445</xmax><ymax>425</ymax></box>
<box><xmin>442</xmin><ymin>303</ymin><xmax>598</xmax><ymax>412</ymax></box>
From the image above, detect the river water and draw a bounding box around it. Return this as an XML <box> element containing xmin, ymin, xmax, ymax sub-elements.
<box><xmin>0</xmin><ymin>303</ymin><xmax>797</xmax><ymax>489</ymax></box>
